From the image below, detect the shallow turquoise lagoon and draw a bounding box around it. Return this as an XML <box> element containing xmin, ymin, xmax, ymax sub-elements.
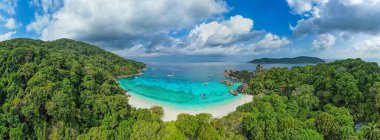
<box><xmin>117</xmin><ymin>62</ymin><xmax>305</xmax><ymax>109</ymax></box>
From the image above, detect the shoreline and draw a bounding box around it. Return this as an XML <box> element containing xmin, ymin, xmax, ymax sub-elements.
<box><xmin>127</xmin><ymin>93</ymin><xmax>253</xmax><ymax>121</ymax></box>
<box><xmin>116</xmin><ymin>67</ymin><xmax>147</xmax><ymax>79</ymax></box>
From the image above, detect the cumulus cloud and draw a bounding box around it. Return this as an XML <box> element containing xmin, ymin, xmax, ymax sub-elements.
<box><xmin>188</xmin><ymin>15</ymin><xmax>255</xmax><ymax>47</ymax></box>
<box><xmin>28</xmin><ymin>1</ymin><xmax>288</xmax><ymax>56</ymax></box>
<box><xmin>0</xmin><ymin>0</ymin><xmax>17</xmax><ymax>15</ymax></box>
<box><xmin>4</xmin><ymin>18</ymin><xmax>19</xmax><ymax>29</ymax></box>
<box><xmin>257</xmin><ymin>33</ymin><xmax>290</xmax><ymax>49</ymax></box>
<box><xmin>312</xmin><ymin>34</ymin><xmax>336</xmax><ymax>50</ymax></box>
<box><xmin>28</xmin><ymin>0</ymin><xmax>228</xmax><ymax>42</ymax></box>
<box><xmin>354</xmin><ymin>36</ymin><xmax>380</xmax><ymax>53</ymax></box>
<box><xmin>0</xmin><ymin>31</ymin><xmax>16</xmax><ymax>41</ymax></box>
<box><xmin>26</xmin><ymin>14</ymin><xmax>50</xmax><ymax>34</ymax></box>
<box><xmin>123</xmin><ymin>15</ymin><xmax>289</xmax><ymax>56</ymax></box>
<box><xmin>181</xmin><ymin>15</ymin><xmax>289</xmax><ymax>55</ymax></box>
<box><xmin>288</xmin><ymin>0</ymin><xmax>380</xmax><ymax>37</ymax></box>
<box><xmin>30</xmin><ymin>0</ymin><xmax>63</xmax><ymax>14</ymax></box>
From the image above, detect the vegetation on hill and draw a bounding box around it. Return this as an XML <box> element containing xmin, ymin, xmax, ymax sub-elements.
<box><xmin>0</xmin><ymin>38</ymin><xmax>147</xmax><ymax>139</ymax></box>
<box><xmin>249</xmin><ymin>56</ymin><xmax>325</xmax><ymax>64</ymax></box>
<box><xmin>240</xmin><ymin>59</ymin><xmax>380</xmax><ymax>139</ymax></box>
<box><xmin>0</xmin><ymin>38</ymin><xmax>379</xmax><ymax>139</ymax></box>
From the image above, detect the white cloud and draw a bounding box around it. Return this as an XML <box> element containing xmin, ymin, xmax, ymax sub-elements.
<box><xmin>26</xmin><ymin>14</ymin><xmax>51</xmax><ymax>33</ymax></box>
<box><xmin>0</xmin><ymin>0</ymin><xmax>17</xmax><ymax>15</ymax></box>
<box><xmin>257</xmin><ymin>33</ymin><xmax>290</xmax><ymax>49</ymax></box>
<box><xmin>4</xmin><ymin>18</ymin><xmax>19</xmax><ymax>29</ymax></box>
<box><xmin>312</xmin><ymin>34</ymin><xmax>336</xmax><ymax>50</ymax></box>
<box><xmin>30</xmin><ymin>0</ymin><xmax>63</xmax><ymax>14</ymax></box>
<box><xmin>0</xmin><ymin>31</ymin><xmax>16</xmax><ymax>41</ymax></box>
<box><xmin>116</xmin><ymin>15</ymin><xmax>290</xmax><ymax>56</ymax></box>
<box><xmin>28</xmin><ymin>0</ymin><xmax>228</xmax><ymax>41</ymax></box>
<box><xmin>287</xmin><ymin>0</ymin><xmax>313</xmax><ymax>15</ymax></box>
<box><xmin>188</xmin><ymin>15</ymin><xmax>254</xmax><ymax>47</ymax></box>
<box><xmin>354</xmin><ymin>36</ymin><xmax>380</xmax><ymax>53</ymax></box>
<box><xmin>180</xmin><ymin>15</ymin><xmax>289</xmax><ymax>55</ymax></box>
<box><xmin>113</xmin><ymin>44</ymin><xmax>162</xmax><ymax>57</ymax></box>
<box><xmin>28</xmin><ymin>0</ymin><xmax>289</xmax><ymax>56</ymax></box>
<box><xmin>286</xmin><ymin>0</ymin><xmax>327</xmax><ymax>16</ymax></box>
<box><xmin>288</xmin><ymin>0</ymin><xmax>380</xmax><ymax>37</ymax></box>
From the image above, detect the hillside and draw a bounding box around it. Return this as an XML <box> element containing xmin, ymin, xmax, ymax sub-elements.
<box><xmin>237</xmin><ymin>58</ymin><xmax>380</xmax><ymax>139</ymax></box>
<box><xmin>0</xmin><ymin>39</ymin><xmax>379</xmax><ymax>139</ymax></box>
<box><xmin>249</xmin><ymin>56</ymin><xmax>325</xmax><ymax>64</ymax></box>
<box><xmin>0</xmin><ymin>38</ymin><xmax>147</xmax><ymax>139</ymax></box>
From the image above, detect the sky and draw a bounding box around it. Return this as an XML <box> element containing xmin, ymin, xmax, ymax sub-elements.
<box><xmin>1</xmin><ymin>0</ymin><xmax>380</xmax><ymax>62</ymax></box>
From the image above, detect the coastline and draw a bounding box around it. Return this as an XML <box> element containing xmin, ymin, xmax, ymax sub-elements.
<box><xmin>116</xmin><ymin>67</ymin><xmax>147</xmax><ymax>79</ymax></box>
<box><xmin>127</xmin><ymin>92</ymin><xmax>253</xmax><ymax>121</ymax></box>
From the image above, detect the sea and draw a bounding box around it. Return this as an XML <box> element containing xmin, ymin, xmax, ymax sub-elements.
<box><xmin>117</xmin><ymin>57</ymin><xmax>380</xmax><ymax>109</ymax></box>
<box><xmin>117</xmin><ymin>62</ymin><xmax>309</xmax><ymax>109</ymax></box>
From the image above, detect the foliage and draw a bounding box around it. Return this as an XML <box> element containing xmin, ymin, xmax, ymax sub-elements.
<box><xmin>249</xmin><ymin>56</ymin><xmax>325</xmax><ymax>64</ymax></box>
<box><xmin>1</xmin><ymin>38</ymin><xmax>379</xmax><ymax>139</ymax></box>
<box><xmin>246</xmin><ymin>59</ymin><xmax>380</xmax><ymax>122</ymax></box>
<box><xmin>0</xmin><ymin>38</ymin><xmax>145</xmax><ymax>139</ymax></box>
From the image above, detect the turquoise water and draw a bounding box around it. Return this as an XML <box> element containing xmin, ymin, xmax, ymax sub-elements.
<box><xmin>117</xmin><ymin>62</ymin><xmax>307</xmax><ymax>109</ymax></box>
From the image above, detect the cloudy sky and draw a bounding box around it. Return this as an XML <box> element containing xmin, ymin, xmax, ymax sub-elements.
<box><xmin>1</xmin><ymin>0</ymin><xmax>380</xmax><ymax>61</ymax></box>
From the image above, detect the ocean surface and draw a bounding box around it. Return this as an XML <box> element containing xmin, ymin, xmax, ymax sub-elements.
<box><xmin>117</xmin><ymin>62</ymin><xmax>309</xmax><ymax>109</ymax></box>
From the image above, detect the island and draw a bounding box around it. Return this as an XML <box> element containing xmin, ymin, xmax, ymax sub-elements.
<box><xmin>249</xmin><ymin>56</ymin><xmax>325</xmax><ymax>64</ymax></box>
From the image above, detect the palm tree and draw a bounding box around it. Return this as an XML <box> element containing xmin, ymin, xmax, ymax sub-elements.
<box><xmin>361</xmin><ymin>122</ymin><xmax>380</xmax><ymax>140</ymax></box>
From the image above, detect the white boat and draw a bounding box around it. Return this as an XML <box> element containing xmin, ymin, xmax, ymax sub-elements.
<box><xmin>166</xmin><ymin>74</ymin><xmax>174</xmax><ymax>77</ymax></box>
<box><xmin>203</xmin><ymin>82</ymin><xmax>209</xmax><ymax>86</ymax></box>
<box><xmin>201</xmin><ymin>94</ymin><xmax>207</xmax><ymax>98</ymax></box>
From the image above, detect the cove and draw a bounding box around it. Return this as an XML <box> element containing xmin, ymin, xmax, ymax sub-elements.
<box><xmin>117</xmin><ymin>62</ymin><xmax>306</xmax><ymax>110</ymax></box>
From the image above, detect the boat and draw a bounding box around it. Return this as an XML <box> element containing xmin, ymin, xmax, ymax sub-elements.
<box><xmin>166</xmin><ymin>74</ymin><xmax>174</xmax><ymax>77</ymax></box>
<box><xmin>201</xmin><ymin>94</ymin><xmax>207</xmax><ymax>98</ymax></box>
<box><xmin>203</xmin><ymin>82</ymin><xmax>209</xmax><ymax>86</ymax></box>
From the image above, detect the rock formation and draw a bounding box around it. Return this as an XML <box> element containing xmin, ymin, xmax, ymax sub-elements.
<box><xmin>238</xmin><ymin>83</ymin><xmax>248</xmax><ymax>94</ymax></box>
<box><xmin>229</xmin><ymin>90</ymin><xmax>238</xmax><ymax>96</ymax></box>
<box><xmin>221</xmin><ymin>80</ymin><xmax>234</xmax><ymax>86</ymax></box>
<box><xmin>256</xmin><ymin>64</ymin><xmax>263</xmax><ymax>72</ymax></box>
<box><xmin>224</xmin><ymin>69</ymin><xmax>240</xmax><ymax>82</ymax></box>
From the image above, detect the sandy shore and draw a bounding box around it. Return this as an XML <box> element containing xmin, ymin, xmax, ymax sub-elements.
<box><xmin>127</xmin><ymin>93</ymin><xmax>253</xmax><ymax>121</ymax></box>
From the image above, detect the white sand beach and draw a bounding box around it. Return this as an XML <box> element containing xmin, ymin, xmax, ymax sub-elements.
<box><xmin>127</xmin><ymin>93</ymin><xmax>253</xmax><ymax>121</ymax></box>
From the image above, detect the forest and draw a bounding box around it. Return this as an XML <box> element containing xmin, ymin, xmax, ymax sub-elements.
<box><xmin>0</xmin><ymin>38</ymin><xmax>379</xmax><ymax>140</ymax></box>
<box><xmin>249</xmin><ymin>56</ymin><xmax>325</xmax><ymax>64</ymax></box>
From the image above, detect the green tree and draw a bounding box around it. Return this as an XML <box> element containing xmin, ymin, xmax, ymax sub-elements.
<box><xmin>175</xmin><ymin>114</ymin><xmax>199</xmax><ymax>139</ymax></box>
<box><xmin>361</xmin><ymin>122</ymin><xmax>380</xmax><ymax>140</ymax></box>
<box><xmin>196</xmin><ymin>123</ymin><xmax>221</xmax><ymax>140</ymax></box>
<box><xmin>157</xmin><ymin>122</ymin><xmax>186</xmax><ymax>140</ymax></box>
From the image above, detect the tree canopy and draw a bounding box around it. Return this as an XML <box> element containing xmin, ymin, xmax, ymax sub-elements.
<box><xmin>0</xmin><ymin>38</ymin><xmax>379</xmax><ymax>139</ymax></box>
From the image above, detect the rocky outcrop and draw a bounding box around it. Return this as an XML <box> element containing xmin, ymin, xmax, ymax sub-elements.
<box><xmin>224</xmin><ymin>69</ymin><xmax>240</xmax><ymax>81</ymax></box>
<box><xmin>116</xmin><ymin>67</ymin><xmax>147</xmax><ymax>79</ymax></box>
<box><xmin>256</xmin><ymin>64</ymin><xmax>263</xmax><ymax>72</ymax></box>
<box><xmin>221</xmin><ymin>80</ymin><xmax>234</xmax><ymax>86</ymax></box>
<box><xmin>238</xmin><ymin>83</ymin><xmax>248</xmax><ymax>94</ymax></box>
<box><xmin>229</xmin><ymin>90</ymin><xmax>238</xmax><ymax>96</ymax></box>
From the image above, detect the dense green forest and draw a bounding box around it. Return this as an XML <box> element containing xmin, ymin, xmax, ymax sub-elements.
<box><xmin>241</xmin><ymin>59</ymin><xmax>380</xmax><ymax>139</ymax></box>
<box><xmin>249</xmin><ymin>56</ymin><xmax>325</xmax><ymax>64</ymax></box>
<box><xmin>0</xmin><ymin>38</ymin><xmax>379</xmax><ymax>140</ymax></box>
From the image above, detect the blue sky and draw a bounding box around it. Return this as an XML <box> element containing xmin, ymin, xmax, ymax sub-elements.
<box><xmin>1</xmin><ymin>0</ymin><xmax>380</xmax><ymax>61</ymax></box>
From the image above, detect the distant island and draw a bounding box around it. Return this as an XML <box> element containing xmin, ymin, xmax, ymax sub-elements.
<box><xmin>249</xmin><ymin>56</ymin><xmax>325</xmax><ymax>64</ymax></box>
